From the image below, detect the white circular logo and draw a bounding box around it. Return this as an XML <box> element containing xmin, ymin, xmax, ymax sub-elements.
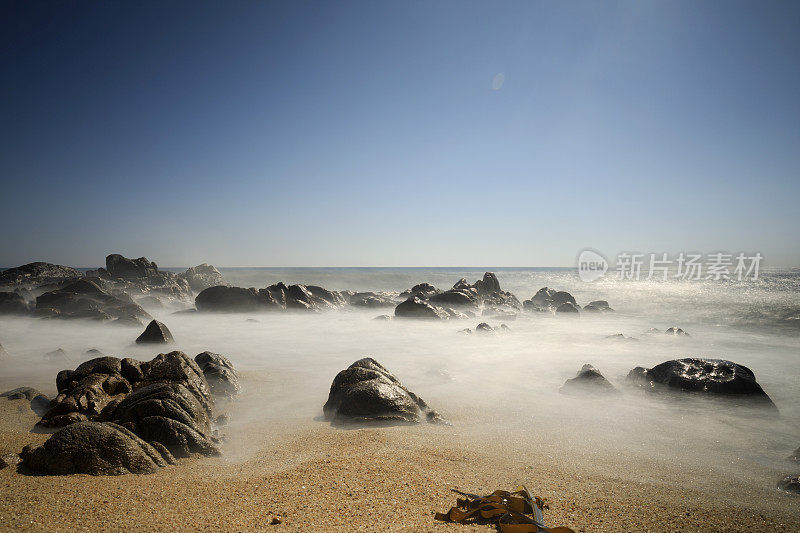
<box><xmin>577</xmin><ymin>249</ymin><xmax>608</xmax><ymax>282</ymax></box>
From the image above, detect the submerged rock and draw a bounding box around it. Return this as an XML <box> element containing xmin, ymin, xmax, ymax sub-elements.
<box><xmin>135</xmin><ymin>320</ymin><xmax>174</xmax><ymax>344</ymax></box>
<box><xmin>626</xmin><ymin>358</ymin><xmax>776</xmax><ymax>409</ymax></box>
<box><xmin>560</xmin><ymin>364</ymin><xmax>617</xmax><ymax>396</ymax></box>
<box><xmin>323</xmin><ymin>358</ymin><xmax>447</xmax><ymax>425</ymax></box>
<box><xmin>475</xmin><ymin>322</ymin><xmax>494</xmax><ymax>335</ymax></box>
<box><xmin>21</xmin><ymin>421</ymin><xmax>170</xmax><ymax>475</ymax></box>
<box><xmin>665</xmin><ymin>327</ymin><xmax>690</xmax><ymax>336</ymax></box>
<box><xmin>555</xmin><ymin>302</ymin><xmax>581</xmax><ymax>314</ymax></box>
<box><xmin>583</xmin><ymin>300</ymin><xmax>614</xmax><ymax>313</ymax></box>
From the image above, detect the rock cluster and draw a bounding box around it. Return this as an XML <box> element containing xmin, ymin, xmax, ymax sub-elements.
<box><xmin>195</xmin><ymin>282</ymin><xmax>346</xmax><ymax>313</ymax></box>
<box><xmin>323</xmin><ymin>358</ymin><xmax>446</xmax><ymax>425</ymax></box>
<box><xmin>21</xmin><ymin>350</ymin><xmax>239</xmax><ymax>475</ymax></box>
<box><xmin>522</xmin><ymin>288</ymin><xmax>613</xmax><ymax>315</ymax></box>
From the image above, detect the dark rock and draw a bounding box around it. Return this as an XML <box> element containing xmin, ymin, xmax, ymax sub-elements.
<box><xmin>372</xmin><ymin>314</ymin><xmax>392</xmax><ymax>321</ymax></box>
<box><xmin>627</xmin><ymin>358</ymin><xmax>776</xmax><ymax>408</ymax></box>
<box><xmin>85</xmin><ymin>348</ymin><xmax>104</xmax><ymax>357</ymax></box>
<box><xmin>399</xmin><ymin>282</ymin><xmax>440</xmax><ymax>300</ymax></box>
<box><xmin>178</xmin><ymin>264</ymin><xmax>226</xmax><ymax>292</ymax></box>
<box><xmin>35</xmin><ymin>279</ymin><xmax>150</xmax><ymax>321</ymax></box>
<box><xmin>473</xmin><ymin>272</ymin><xmax>501</xmax><ymax>295</ymax></box>
<box><xmin>459</xmin><ymin>328</ymin><xmax>472</xmax><ymax>335</ymax></box>
<box><xmin>394</xmin><ymin>296</ymin><xmax>448</xmax><ymax>320</ymax></box>
<box><xmin>306</xmin><ymin>285</ymin><xmax>346</xmax><ymax>307</ymax></box>
<box><xmin>429</xmin><ymin>289</ymin><xmax>479</xmax><ymax>308</ymax></box>
<box><xmin>135</xmin><ymin>320</ymin><xmax>174</xmax><ymax>344</ymax></box>
<box><xmin>323</xmin><ymin>358</ymin><xmax>447</xmax><ymax>425</ymax></box>
<box><xmin>109</xmin><ymin>382</ymin><xmax>219</xmax><ymax>458</ymax></box>
<box><xmin>524</xmin><ymin>287</ymin><xmax>580</xmax><ymax>313</ymax></box>
<box><xmin>584</xmin><ymin>300</ymin><xmax>614</xmax><ymax>313</ymax></box>
<box><xmin>0</xmin><ymin>291</ymin><xmax>29</xmax><ymax>314</ymax></box>
<box><xmin>475</xmin><ymin>322</ymin><xmax>494</xmax><ymax>334</ymax></box>
<box><xmin>21</xmin><ymin>421</ymin><xmax>169</xmax><ymax>475</ymax></box>
<box><xmin>778</xmin><ymin>475</ymin><xmax>800</xmax><ymax>494</ymax></box>
<box><xmin>560</xmin><ymin>364</ymin><xmax>618</xmax><ymax>396</ymax></box>
<box><xmin>195</xmin><ymin>285</ymin><xmax>274</xmax><ymax>312</ymax></box>
<box><xmin>555</xmin><ymin>302</ymin><xmax>580</xmax><ymax>314</ymax></box>
<box><xmin>666</xmin><ymin>327</ymin><xmax>690</xmax><ymax>336</ymax></box>
<box><xmin>0</xmin><ymin>262</ymin><xmax>82</xmax><ymax>286</ymax></box>
<box><xmin>500</xmin><ymin>324</ymin><xmax>510</xmax><ymax>332</ymax></box>
<box><xmin>194</xmin><ymin>352</ymin><xmax>240</xmax><ymax>398</ymax></box>
<box><xmin>105</xmin><ymin>254</ymin><xmax>159</xmax><ymax>279</ymax></box>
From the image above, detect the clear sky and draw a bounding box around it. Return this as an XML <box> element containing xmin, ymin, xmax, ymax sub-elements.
<box><xmin>1</xmin><ymin>0</ymin><xmax>798</xmax><ymax>267</ymax></box>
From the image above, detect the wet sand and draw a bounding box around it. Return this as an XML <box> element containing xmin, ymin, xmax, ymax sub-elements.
<box><xmin>1</xmin><ymin>371</ymin><xmax>799</xmax><ymax>532</ymax></box>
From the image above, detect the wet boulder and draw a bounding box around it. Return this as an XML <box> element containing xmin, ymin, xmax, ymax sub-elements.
<box><xmin>109</xmin><ymin>382</ymin><xmax>219</xmax><ymax>458</ymax></box>
<box><xmin>0</xmin><ymin>291</ymin><xmax>29</xmax><ymax>314</ymax></box>
<box><xmin>626</xmin><ymin>358</ymin><xmax>776</xmax><ymax>408</ymax></box>
<box><xmin>38</xmin><ymin>357</ymin><xmax>131</xmax><ymax>428</ymax></box>
<box><xmin>195</xmin><ymin>285</ymin><xmax>276</xmax><ymax>312</ymax></box>
<box><xmin>323</xmin><ymin>358</ymin><xmax>446</xmax><ymax>425</ymax></box>
<box><xmin>306</xmin><ymin>285</ymin><xmax>347</xmax><ymax>308</ymax></box>
<box><xmin>20</xmin><ymin>421</ymin><xmax>170</xmax><ymax>475</ymax></box>
<box><xmin>194</xmin><ymin>351</ymin><xmax>240</xmax><ymax>398</ymax></box>
<box><xmin>135</xmin><ymin>320</ymin><xmax>174</xmax><ymax>344</ymax></box>
<box><xmin>524</xmin><ymin>287</ymin><xmax>579</xmax><ymax>312</ymax></box>
<box><xmin>133</xmin><ymin>351</ymin><xmax>212</xmax><ymax>411</ymax></box>
<box><xmin>394</xmin><ymin>296</ymin><xmax>449</xmax><ymax>320</ymax></box>
<box><xmin>399</xmin><ymin>282</ymin><xmax>440</xmax><ymax>300</ymax></box>
<box><xmin>560</xmin><ymin>364</ymin><xmax>618</xmax><ymax>396</ymax></box>
<box><xmin>475</xmin><ymin>322</ymin><xmax>494</xmax><ymax>335</ymax></box>
<box><xmin>178</xmin><ymin>264</ymin><xmax>226</xmax><ymax>292</ymax></box>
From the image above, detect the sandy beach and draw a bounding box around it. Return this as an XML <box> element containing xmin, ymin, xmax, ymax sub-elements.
<box><xmin>2</xmin><ymin>367</ymin><xmax>798</xmax><ymax>532</ymax></box>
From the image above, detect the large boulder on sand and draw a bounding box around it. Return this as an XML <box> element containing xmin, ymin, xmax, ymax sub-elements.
<box><xmin>36</xmin><ymin>351</ymin><xmax>220</xmax><ymax>460</ymax></box>
<box><xmin>178</xmin><ymin>264</ymin><xmax>226</xmax><ymax>292</ymax></box>
<box><xmin>560</xmin><ymin>364</ymin><xmax>617</xmax><ymax>396</ymax></box>
<box><xmin>626</xmin><ymin>358</ymin><xmax>776</xmax><ymax>409</ymax></box>
<box><xmin>21</xmin><ymin>421</ymin><xmax>171</xmax><ymax>475</ymax></box>
<box><xmin>323</xmin><ymin>358</ymin><xmax>446</xmax><ymax>425</ymax></box>
<box><xmin>135</xmin><ymin>320</ymin><xmax>174</xmax><ymax>344</ymax></box>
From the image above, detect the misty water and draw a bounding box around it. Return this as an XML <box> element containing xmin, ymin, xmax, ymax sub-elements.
<box><xmin>1</xmin><ymin>268</ymin><xmax>798</xmax><ymax>492</ymax></box>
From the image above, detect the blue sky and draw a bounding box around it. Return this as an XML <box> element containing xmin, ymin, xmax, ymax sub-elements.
<box><xmin>1</xmin><ymin>0</ymin><xmax>798</xmax><ymax>267</ymax></box>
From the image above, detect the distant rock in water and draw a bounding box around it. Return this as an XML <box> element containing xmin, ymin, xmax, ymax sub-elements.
<box><xmin>0</xmin><ymin>262</ymin><xmax>82</xmax><ymax>287</ymax></box>
<box><xmin>665</xmin><ymin>327</ymin><xmax>690</xmax><ymax>336</ymax></box>
<box><xmin>395</xmin><ymin>296</ymin><xmax>449</xmax><ymax>320</ymax></box>
<box><xmin>34</xmin><ymin>278</ymin><xmax>151</xmax><ymax>322</ymax></box>
<box><xmin>0</xmin><ymin>291</ymin><xmax>29</xmax><ymax>315</ymax></box>
<box><xmin>1</xmin><ymin>386</ymin><xmax>51</xmax><ymax>416</ymax></box>
<box><xmin>0</xmin><ymin>343</ymin><xmax>7</xmax><ymax>359</ymax></box>
<box><xmin>475</xmin><ymin>322</ymin><xmax>494</xmax><ymax>335</ymax></box>
<box><xmin>323</xmin><ymin>358</ymin><xmax>447</xmax><ymax>425</ymax></box>
<box><xmin>583</xmin><ymin>300</ymin><xmax>614</xmax><ymax>313</ymax></box>
<box><xmin>136</xmin><ymin>320</ymin><xmax>174</xmax><ymax>344</ymax></box>
<box><xmin>524</xmin><ymin>287</ymin><xmax>577</xmax><ymax>312</ymax></box>
<box><xmin>179</xmin><ymin>264</ymin><xmax>226</xmax><ymax>292</ymax></box>
<box><xmin>626</xmin><ymin>358</ymin><xmax>776</xmax><ymax>409</ymax></box>
<box><xmin>196</xmin><ymin>286</ymin><xmax>273</xmax><ymax>312</ymax></box>
<box><xmin>21</xmin><ymin>421</ymin><xmax>171</xmax><ymax>475</ymax></box>
<box><xmin>105</xmin><ymin>254</ymin><xmax>159</xmax><ymax>279</ymax></box>
<box><xmin>560</xmin><ymin>364</ymin><xmax>617</xmax><ymax>396</ymax></box>
<box><xmin>44</xmin><ymin>348</ymin><xmax>68</xmax><ymax>360</ymax></box>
